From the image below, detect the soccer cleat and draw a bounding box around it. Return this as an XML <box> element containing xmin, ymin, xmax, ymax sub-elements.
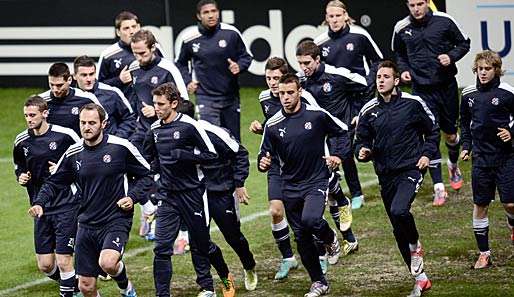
<box><xmin>173</xmin><ymin>238</ymin><xmax>188</xmax><ymax>255</ymax></box>
<box><xmin>351</xmin><ymin>195</ymin><xmax>364</xmax><ymax>210</ymax></box>
<box><xmin>473</xmin><ymin>253</ymin><xmax>492</xmax><ymax>269</ymax></box>
<box><xmin>407</xmin><ymin>279</ymin><xmax>432</xmax><ymax>297</ymax></box>
<box><xmin>339</xmin><ymin>198</ymin><xmax>352</xmax><ymax>231</ymax></box>
<box><xmin>274</xmin><ymin>258</ymin><xmax>299</xmax><ymax>280</ymax></box>
<box><xmin>304</xmin><ymin>281</ymin><xmax>330</xmax><ymax>297</ymax></box>
<box><xmin>341</xmin><ymin>240</ymin><xmax>359</xmax><ymax>256</ymax></box>
<box><xmin>98</xmin><ymin>274</ymin><xmax>112</xmax><ymax>281</ymax></box>
<box><xmin>410</xmin><ymin>244</ymin><xmax>424</xmax><ymax>276</ymax></box>
<box><xmin>319</xmin><ymin>256</ymin><xmax>328</xmax><ymax>275</ymax></box>
<box><xmin>197</xmin><ymin>290</ymin><xmax>216</xmax><ymax>297</ymax></box>
<box><xmin>448</xmin><ymin>165</ymin><xmax>464</xmax><ymax>191</ymax></box>
<box><xmin>121</xmin><ymin>282</ymin><xmax>137</xmax><ymax>297</ymax></box>
<box><xmin>326</xmin><ymin>231</ymin><xmax>341</xmax><ymax>265</ymax></box>
<box><xmin>432</xmin><ymin>188</ymin><xmax>447</xmax><ymax>206</ymax></box>
<box><xmin>220</xmin><ymin>273</ymin><xmax>236</xmax><ymax>297</ymax></box>
<box><xmin>244</xmin><ymin>269</ymin><xmax>258</xmax><ymax>290</ymax></box>
<box><xmin>145</xmin><ymin>232</ymin><xmax>155</xmax><ymax>241</ymax></box>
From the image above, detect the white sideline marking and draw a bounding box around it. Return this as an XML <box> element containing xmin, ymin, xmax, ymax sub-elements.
<box><xmin>0</xmin><ymin>180</ymin><xmax>379</xmax><ymax>296</ymax></box>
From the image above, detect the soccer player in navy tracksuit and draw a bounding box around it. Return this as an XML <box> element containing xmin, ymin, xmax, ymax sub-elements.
<box><xmin>29</xmin><ymin>103</ymin><xmax>154</xmax><ymax>297</ymax></box>
<box><xmin>314</xmin><ymin>0</ymin><xmax>383</xmax><ymax>209</ymax></box>
<box><xmin>460</xmin><ymin>51</ymin><xmax>514</xmax><ymax>269</ymax></box>
<box><xmin>175</xmin><ymin>0</ymin><xmax>253</xmax><ymax>141</ymax></box>
<box><xmin>97</xmin><ymin>11</ymin><xmax>164</xmax><ymax>97</ymax></box>
<box><xmin>178</xmin><ymin>99</ymin><xmax>258</xmax><ymax>291</ymax></box>
<box><xmin>355</xmin><ymin>61</ymin><xmax>439</xmax><ymax>297</ymax></box>
<box><xmin>392</xmin><ymin>0</ymin><xmax>471</xmax><ymax>205</ymax></box>
<box><xmin>128</xmin><ymin>29</ymin><xmax>189</xmax><ymax>150</ymax></box>
<box><xmin>315</xmin><ymin>0</ymin><xmax>382</xmax><ymax>94</ymax></box>
<box><xmin>144</xmin><ymin>83</ymin><xmax>228</xmax><ymax>297</ymax></box>
<box><xmin>13</xmin><ymin>96</ymin><xmax>80</xmax><ymax>297</ymax></box>
<box><xmin>74</xmin><ymin>55</ymin><xmax>136</xmax><ymax>139</ymax></box>
<box><xmin>249</xmin><ymin>58</ymin><xmax>300</xmax><ymax>280</ymax></box>
<box><xmin>258</xmin><ymin>74</ymin><xmax>349</xmax><ymax>297</ymax></box>
<box><xmin>39</xmin><ymin>63</ymin><xmax>105</xmax><ymax>135</ymax></box>
<box><xmin>296</xmin><ymin>41</ymin><xmax>364</xmax><ymax>257</ymax></box>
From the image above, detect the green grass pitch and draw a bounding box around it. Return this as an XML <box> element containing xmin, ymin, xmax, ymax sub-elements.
<box><xmin>0</xmin><ymin>87</ymin><xmax>513</xmax><ymax>296</ymax></box>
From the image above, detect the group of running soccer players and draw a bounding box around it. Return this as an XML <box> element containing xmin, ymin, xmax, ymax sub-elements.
<box><xmin>12</xmin><ymin>1</ymin><xmax>514</xmax><ymax>297</ymax></box>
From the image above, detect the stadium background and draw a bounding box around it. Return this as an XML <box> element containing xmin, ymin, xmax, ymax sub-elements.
<box><xmin>1</xmin><ymin>0</ymin><xmax>514</xmax><ymax>296</ymax></box>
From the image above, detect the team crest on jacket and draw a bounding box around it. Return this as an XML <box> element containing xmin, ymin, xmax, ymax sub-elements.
<box><xmin>103</xmin><ymin>154</ymin><xmax>112</xmax><ymax>163</ymax></box>
<box><xmin>23</xmin><ymin>147</ymin><xmax>29</xmax><ymax>156</ymax></box>
<box><xmin>264</xmin><ymin>105</ymin><xmax>270</xmax><ymax>114</ymax></box>
<box><xmin>468</xmin><ymin>98</ymin><xmax>474</xmax><ymax>107</ymax></box>
<box><xmin>76</xmin><ymin>160</ymin><xmax>82</xmax><ymax>171</ymax></box>
<box><xmin>153</xmin><ymin>132</ymin><xmax>158</xmax><ymax>143</ymax></box>
<box><xmin>192</xmin><ymin>43</ymin><xmax>200</xmax><ymax>53</ymax></box>
<box><xmin>151</xmin><ymin>76</ymin><xmax>158</xmax><ymax>85</ymax></box>
<box><xmin>323</xmin><ymin>82</ymin><xmax>332</xmax><ymax>93</ymax></box>
<box><xmin>114</xmin><ymin>58</ymin><xmax>122</xmax><ymax>69</ymax></box>
<box><xmin>173</xmin><ymin>131</ymin><xmax>180</xmax><ymax>139</ymax></box>
<box><xmin>218</xmin><ymin>39</ymin><xmax>227</xmax><ymax>48</ymax></box>
<box><xmin>346</xmin><ymin>43</ymin><xmax>354</xmax><ymax>51</ymax></box>
<box><xmin>71</xmin><ymin>107</ymin><xmax>79</xmax><ymax>115</ymax></box>
<box><xmin>491</xmin><ymin>97</ymin><xmax>499</xmax><ymax>106</ymax></box>
<box><xmin>48</xmin><ymin>141</ymin><xmax>57</xmax><ymax>150</ymax></box>
<box><xmin>304</xmin><ymin>122</ymin><xmax>312</xmax><ymax>130</ymax></box>
<box><xmin>322</xmin><ymin>46</ymin><xmax>330</xmax><ymax>57</ymax></box>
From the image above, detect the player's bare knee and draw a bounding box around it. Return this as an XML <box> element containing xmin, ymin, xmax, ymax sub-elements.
<box><xmin>78</xmin><ymin>277</ymin><xmax>96</xmax><ymax>295</ymax></box>
<box><xmin>503</xmin><ymin>203</ymin><xmax>514</xmax><ymax>213</ymax></box>
<box><xmin>55</xmin><ymin>254</ymin><xmax>73</xmax><ymax>272</ymax></box>
<box><xmin>98</xmin><ymin>255</ymin><xmax>118</xmax><ymax>275</ymax></box>
<box><xmin>269</xmin><ymin>206</ymin><xmax>284</xmax><ymax>220</ymax></box>
<box><xmin>36</xmin><ymin>256</ymin><xmax>55</xmax><ymax>274</ymax></box>
<box><xmin>473</xmin><ymin>204</ymin><xmax>489</xmax><ymax>218</ymax></box>
<box><xmin>37</xmin><ymin>262</ymin><xmax>54</xmax><ymax>274</ymax></box>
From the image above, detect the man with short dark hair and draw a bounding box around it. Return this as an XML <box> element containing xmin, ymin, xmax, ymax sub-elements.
<box><xmin>258</xmin><ymin>73</ymin><xmax>349</xmax><ymax>297</ymax></box>
<box><xmin>29</xmin><ymin>103</ymin><xmax>155</xmax><ymax>297</ymax></box>
<box><xmin>355</xmin><ymin>60</ymin><xmax>438</xmax><ymax>296</ymax></box>
<box><xmin>144</xmin><ymin>82</ymin><xmax>222</xmax><ymax>297</ymax></box>
<box><xmin>128</xmin><ymin>29</ymin><xmax>188</xmax><ymax>150</ymax></box>
<box><xmin>460</xmin><ymin>50</ymin><xmax>514</xmax><ymax>269</ymax></box>
<box><xmin>250</xmin><ymin>57</ymin><xmax>324</xmax><ymax>279</ymax></box>
<box><xmin>74</xmin><ymin>55</ymin><xmax>136</xmax><ymax>139</ymax></box>
<box><xmin>392</xmin><ymin>0</ymin><xmax>471</xmax><ymax>205</ymax></box>
<box><xmin>296</xmin><ymin>40</ymin><xmax>364</xmax><ymax>257</ymax></box>
<box><xmin>97</xmin><ymin>11</ymin><xmax>140</xmax><ymax>96</ymax></box>
<box><xmin>176</xmin><ymin>0</ymin><xmax>253</xmax><ymax>141</ymax></box>
<box><xmin>14</xmin><ymin>96</ymin><xmax>80</xmax><ymax>297</ymax></box>
<box><xmin>39</xmin><ymin>62</ymin><xmax>104</xmax><ymax>135</ymax></box>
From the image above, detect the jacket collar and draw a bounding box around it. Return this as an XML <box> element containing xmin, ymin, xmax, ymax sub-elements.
<box><xmin>410</xmin><ymin>8</ymin><xmax>433</xmax><ymax>26</ymax></box>
<box><xmin>377</xmin><ymin>88</ymin><xmax>401</xmax><ymax>103</ymax></box>
<box><xmin>198</xmin><ymin>22</ymin><xmax>220</xmax><ymax>36</ymax></box>
<box><xmin>118</xmin><ymin>40</ymin><xmax>131</xmax><ymax>51</ymax></box>
<box><xmin>140</xmin><ymin>55</ymin><xmax>161</xmax><ymax>70</ymax></box>
<box><xmin>327</xmin><ymin>24</ymin><xmax>350</xmax><ymax>39</ymax></box>
<box><xmin>311</xmin><ymin>63</ymin><xmax>326</xmax><ymax>80</ymax></box>
<box><xmin>477</xmin><ymin>76</ymin><xmax>501</xmax><ymax>92</ymax></box>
